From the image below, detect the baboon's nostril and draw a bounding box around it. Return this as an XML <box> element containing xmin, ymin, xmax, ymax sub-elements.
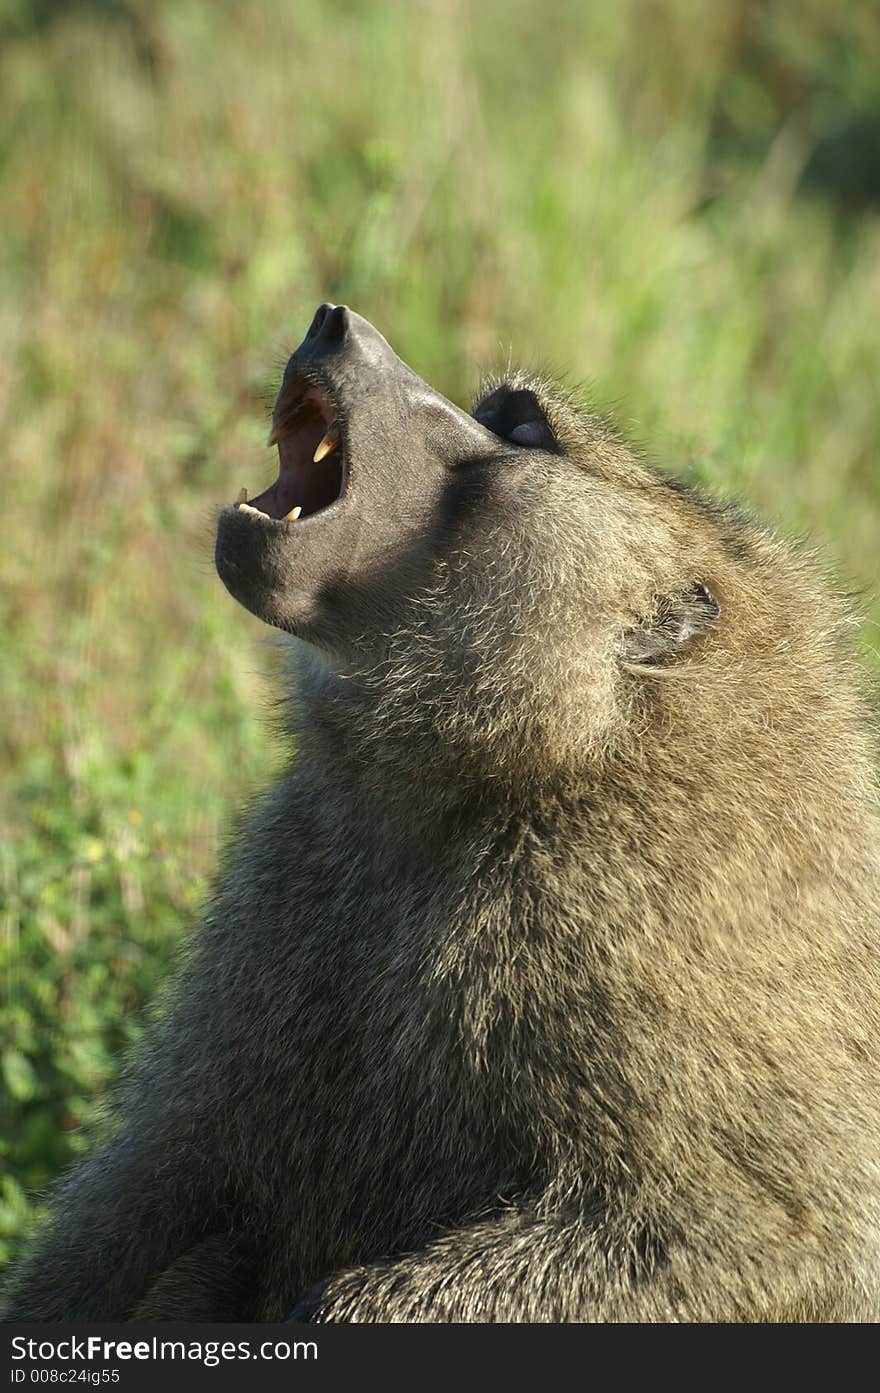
<box><xmin>320</xmin><ymin>305</ymin><xmax>348</xmax><ymax>346</ymax></box>
<box><xmin>306</xmin><ymin>303</ymin><xmax>348</xmax><ymax>348</ymax></box>
<box><xmin>307</xmin><ymin>304</ymin><xmax>333</xmax><ymax>338</ymax></box>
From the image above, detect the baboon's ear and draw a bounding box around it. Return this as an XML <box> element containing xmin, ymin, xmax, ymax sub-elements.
<box><xmin>474</xmin><ymin>385</ymin><xmax>560</xmax><ymax>452</ymax></box>
<box><xmin>618</xmin><ymin>582</ymin><xmax>720</xmax><ymax>666</ymax></box>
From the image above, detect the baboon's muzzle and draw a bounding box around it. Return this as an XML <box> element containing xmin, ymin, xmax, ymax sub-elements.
<box><xmin>215</xmin><ymin>305</ymin><xmax>497</xmax><ymax>637</ymax></box>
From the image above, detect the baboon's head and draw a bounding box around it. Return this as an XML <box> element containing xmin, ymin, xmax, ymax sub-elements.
<box><xmin>216</xmin><ymin>303</ymin><xmax>501</xmax><ymax>642</ymax></box>
<box><xmin>215</xmin><ymin>305</ymin><xmax>836</xmax><ymax>785</ymax></box>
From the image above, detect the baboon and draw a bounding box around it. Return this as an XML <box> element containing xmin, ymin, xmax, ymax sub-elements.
<box><xmin>3</xmin><ymin>304</ymin><xmax>879</xmax><ymax>1322</ymax></box>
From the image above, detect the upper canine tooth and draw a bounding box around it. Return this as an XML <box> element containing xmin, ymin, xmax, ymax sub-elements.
<box><xmin>283</xmin><ymin>506</ymin><xmax>302</xmax><ymax>522</ymax></box>
<box><xmin>313</xmin><ymin>427</ymin><xmax>341</xmax><ymax>463</ymax></box>
<box><xmin>236</xmin><ymin>487</ymin><xmax>248</xmax><ymax>505</ymax></box>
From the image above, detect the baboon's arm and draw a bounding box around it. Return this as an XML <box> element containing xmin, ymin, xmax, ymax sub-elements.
<box><xmin>288</xmin><ymin>1210</ymin><xmax>753</xmax><ymax>1323</ymax></box>
<box><xmin>0</xmin><ymin>1119</ymin><xmax>222</xmax><ymax>1321</ymax></box>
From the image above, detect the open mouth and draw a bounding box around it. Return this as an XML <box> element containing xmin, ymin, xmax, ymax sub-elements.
<box><xmin>234</xmin><ymin>382</ymin><xmax>346</xmax><ymax>523</ymax></box>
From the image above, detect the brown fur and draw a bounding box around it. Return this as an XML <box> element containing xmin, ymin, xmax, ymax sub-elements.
<box><xmin>3</xmin><ymin>364</ymin><xmax>879</xmax><ymax>1322</ymax></box>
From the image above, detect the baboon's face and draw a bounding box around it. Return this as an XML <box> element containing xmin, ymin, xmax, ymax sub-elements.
<box><xmin>217</xmin><ymin>303</ymin><xmax>498</xmax><ymax>647</ymax></box>
<box><xmin>215</xmin><ymin>305</ymin><xmax>720</xmax><ymax>681</ymax></box>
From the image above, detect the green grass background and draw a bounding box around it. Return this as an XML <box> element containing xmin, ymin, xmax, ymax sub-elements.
<box><xmin>1</xmin><ymin>0</ymin><xmax>878</xmax><ymax>1268</ymax></box>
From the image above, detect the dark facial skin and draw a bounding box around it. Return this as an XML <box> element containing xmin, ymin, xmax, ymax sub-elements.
<box><xmin>215</xmin><ymin>304</ymin><xmax>503</xmax><ymax>650</ymax></box>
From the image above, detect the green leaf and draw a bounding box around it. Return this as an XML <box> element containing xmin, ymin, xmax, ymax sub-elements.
<box><xmin>2</xmin><ymin>1049</ymin><xmax>38</xmax><ymax>1102</ymax></box>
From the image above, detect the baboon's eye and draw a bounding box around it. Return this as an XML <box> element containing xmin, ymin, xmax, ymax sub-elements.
<box><xmin>508</xmin><ymin>420</ymin><xmax>547</xmax><ymax>447</ymax></box>
<box><xmin>474</xmin><ymin>386</ymin><xmax>560</xmax><ymax>453</ymax></box>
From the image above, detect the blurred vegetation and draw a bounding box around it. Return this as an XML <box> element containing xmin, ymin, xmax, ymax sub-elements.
<box><xmin>1</xmin><ymin>0</ymin><xmax>878</xmax><ymax>1269</ymax></box>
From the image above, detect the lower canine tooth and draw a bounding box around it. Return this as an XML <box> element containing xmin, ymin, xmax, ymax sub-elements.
<box><xmin>236</xmin><ymin>487</ymin><xmax>248</xmax><ymax>504</ymax></box>
<box><xmin>283</xmin><ymin>506</ymin><xmax>302</xmax><ymax>522</ymax></box>
<box><xmin>313</xmin><ymin>428</ymin><xmax>341</xmax><ymax>463</ymax></box>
